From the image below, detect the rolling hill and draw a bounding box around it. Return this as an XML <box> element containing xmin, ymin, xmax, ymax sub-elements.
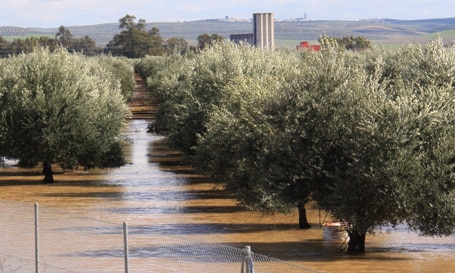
<box><xmin>1</xmin><ymin>18</ymin><xmax>454</xmax><ymax>47</ymax></box>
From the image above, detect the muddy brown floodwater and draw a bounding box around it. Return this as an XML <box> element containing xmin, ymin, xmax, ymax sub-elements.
<box><xmin>1</xmin><ymin>119</ymin><xmax>454</xmax><ymax>273</ymax></box>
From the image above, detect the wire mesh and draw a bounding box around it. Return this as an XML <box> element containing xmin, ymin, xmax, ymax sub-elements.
<box><xmin>0</xmin><ymin>200</ymin><xmax>327</xmax><ymax>273</ymax></box>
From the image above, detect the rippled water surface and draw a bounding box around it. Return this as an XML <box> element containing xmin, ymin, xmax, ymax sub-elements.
<box><xmin>1</xmin><ymin>119</ymin><xmax>454</xmax><ymax>273</ymax></box>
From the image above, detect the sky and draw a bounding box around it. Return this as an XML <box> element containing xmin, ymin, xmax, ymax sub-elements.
<box><xmin>2</xmin><ymin>0</ymin><xmax>454</xmax><ymax>28</ymax></box>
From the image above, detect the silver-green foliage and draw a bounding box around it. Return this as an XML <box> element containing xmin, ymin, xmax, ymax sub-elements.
<box><xmin>0</xmin><ymin>47</ymin><xmax>130</xmax><ymax>169</ymax></box>
<box><xmin>149</xmin><ymin>42</ymin><xmax>289</xmax><ymax>154</ymax></box>
<box><xmin>194</xmin><ymin>45</ymin><xmax>304</xmax><ymax>212</ymax></box>
<box><xmin>146</xmin><ymin>40</ymin><xmax>455</xmax><ymax>243</ymax></box>
<box><xmin>97</xmin><ymin>54</ymin><xmax>136</xmax><ymax>102</ymax></box>
<box><xmin>138</xmin><ymin>54</ymin><xmax>191</xmax><ymax>136</ymax></box>
<box><xmin>326</xmin><ymin>40</ymin><xmax>455</xmax><ymax>237</ymax></box>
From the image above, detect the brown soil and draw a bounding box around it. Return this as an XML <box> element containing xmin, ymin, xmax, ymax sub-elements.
<box><xmin>128</xmin><ymin>74</ymin><xmax>157</xmax><ymax>119</ymax></box>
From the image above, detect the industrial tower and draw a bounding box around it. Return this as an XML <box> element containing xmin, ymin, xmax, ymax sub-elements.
<box><xmin>253</xmin><ymin>13</ymin><xmax>274</xmax><ymax>49</ymax></box>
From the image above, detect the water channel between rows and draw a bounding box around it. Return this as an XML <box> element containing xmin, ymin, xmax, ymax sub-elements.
<box><xmin>1</xmin><ymin>119</ymin><xmax>454</xmax><ymax>273</ymax></box>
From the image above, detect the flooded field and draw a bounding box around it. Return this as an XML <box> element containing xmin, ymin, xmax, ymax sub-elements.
<box><xmin>1</xmin><ymin>119</ymin><xmax>454</xmax><ymax>273</ymax></box>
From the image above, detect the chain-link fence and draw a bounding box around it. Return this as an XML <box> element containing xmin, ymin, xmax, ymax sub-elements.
<box><xmin>0</xmin><ymin>200</ymin><xmax>327</xmax><ymax>273</ymax></box>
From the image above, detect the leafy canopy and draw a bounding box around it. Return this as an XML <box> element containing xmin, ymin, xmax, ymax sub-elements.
<box><xmin>0</xmin><ymin>47</ymin><xmax>130</xmax><ymax>171</ymax></box>
<box><xmin>140</xmin><ymin>40</ymin><xmax>455</xmax><ymax>252</ymax></box>
<box><xmin>105</xmin><ymin>14</ymin><xmax>164</xmax><ymax>58</ymax></box>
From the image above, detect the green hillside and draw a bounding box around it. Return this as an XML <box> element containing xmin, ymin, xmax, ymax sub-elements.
<box><xmin>1</xmin><ymin>18</ymin><xmax>454</xmax><ymax>47</ymax></box>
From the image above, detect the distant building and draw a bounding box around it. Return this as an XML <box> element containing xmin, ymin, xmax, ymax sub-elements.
<box><xmin>297</xmin><ymin>41</ymin><xmax>321</xmax><ymax>51</ymax></box>
<box><xmin>230</xmin><ymin>33</ymin><xmax>254</xmax><ymax>45</ymax></box>
<box><xmin>253</xmin><ymin>13</ymin><xmax>274</xmax><ymax>49</ymax></box>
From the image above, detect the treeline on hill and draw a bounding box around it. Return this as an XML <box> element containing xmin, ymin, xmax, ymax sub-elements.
<box><xmin>0</xmin><ymin>15</ymin><xmax>226</xmax><ymax>58</ymax></box>
<box><xmin>0</xmin><ymin>14</ymin><xmax>375</xmax><ymax>58</ymax></box>
<box><xmin>0</xmin><ymin>25</ymin><xmax>101</xmax><ymax>57</ymax></box>
<box><xmin>134</xmin><ymin>38</ymin><xmax>455</xmax><ymax>253</ymax></box>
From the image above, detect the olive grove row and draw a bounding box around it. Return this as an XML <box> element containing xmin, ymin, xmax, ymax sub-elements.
<box><xmin>0</xmin><ymin>48</ymin><xmax>134</xmax><ymax>183</ymax></box>
<box><xmin>136</xmin><ymin>38</ymin><xmax>455</xmax><ymax>252</ymax></box>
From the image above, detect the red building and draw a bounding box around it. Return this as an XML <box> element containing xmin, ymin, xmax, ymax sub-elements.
<box><xmin>297</xmin><ymin>41</ymin><xmax>321</xmax><ymax>51</ymax></box>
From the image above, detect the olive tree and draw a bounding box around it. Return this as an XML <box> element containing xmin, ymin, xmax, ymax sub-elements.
<box><xmin>243</xmin><ymin>40</ymin><xmax>455</xmax><ymax>251</ymax></box>
<box><xmin>311</xmin><ymin>40</ymin><xmax>455</xmax><ymax>252</ymax></box>
<box><xmin>147</xmin><ymin>42</ymin><xmax>244</xmax><ymax>154</ymax></box>
<box><xmin>146</xmin><ymin>42</ymin><xmax>317</xmax><ymax>227</ymax></box>
<box><xmin>322</xmin><ymin>82</ymin><xmax>455</xmax><ymax>252</ymax></box>
<box><xmin>97</xmin><ymin>54</ymin><xmax>136</xmax><ymax>102</ymax></box>
<box><xmin>165</xmin><ymin>37</ymin><xmax>190</xmax><ymax>55</ymax></box>
<box><xmin>0</xmin><ymin>48</ymin><xmax>130</xmax><ymax>183</ymax></box>
<box><xmin>197</xmin><ymin>33</ymin><xmax>224</xmax><ymax>50</ymax></box>
<box><xmin>319</xmin><ymin>35</ymin><xmax>372</xmax><ymax>51</ymax></box>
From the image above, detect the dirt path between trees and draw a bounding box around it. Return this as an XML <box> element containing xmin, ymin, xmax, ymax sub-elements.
<box><xmin>128</xmin><ymin>74</ymin><xmax>157</xmax><ymax>119</ymax></box>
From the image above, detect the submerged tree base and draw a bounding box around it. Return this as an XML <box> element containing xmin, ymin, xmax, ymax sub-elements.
<box><xmin>347</xmin><ymin>231</ymin><xmax>366</xmax><ymax>253</ymax></box>
<box><xmin>298</xmin><ymin>203</ymin><xmax>311</xmax><ymax>229</ymax></box>
<box><xmin>42</xmin><ymin>161</ymin><xmax>54</xmax><ymax>184</ymax></box>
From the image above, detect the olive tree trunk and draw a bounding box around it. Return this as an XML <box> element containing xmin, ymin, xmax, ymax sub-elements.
<box><xmin>347</xmin><ymin>229</ymin><xmax>366</xmax><ymax>252</ymax></box>
<box><xmin>297</xmin><ymin>202</ymin><xmax>311</xmax><ymax>229</ymax></box>
<box><xmin>42</xmin><ymin>161</ymin><xmax>54</xmax><ymax>184</ymax></box>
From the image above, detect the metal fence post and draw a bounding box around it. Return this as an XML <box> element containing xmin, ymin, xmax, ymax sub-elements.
<box><xmin>241</xmin><ymin>245</ymin><xmax>254</xmax><ymax>273</ymax></box>
<box><xmin>123</xmin><ymin>222</ymin><xmax>129</xmax><ymax>273</ymax></box>
<box><xmin>34</xmin><ymin>203</ymin><xmax>39</xmax><ymax>273</ymax></box>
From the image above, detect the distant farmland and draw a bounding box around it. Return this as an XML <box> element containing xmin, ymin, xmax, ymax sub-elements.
<box><xmin>1</xmin><ymin>18</ymin><xmax>454</xmax><ymax>47</ymax></box>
